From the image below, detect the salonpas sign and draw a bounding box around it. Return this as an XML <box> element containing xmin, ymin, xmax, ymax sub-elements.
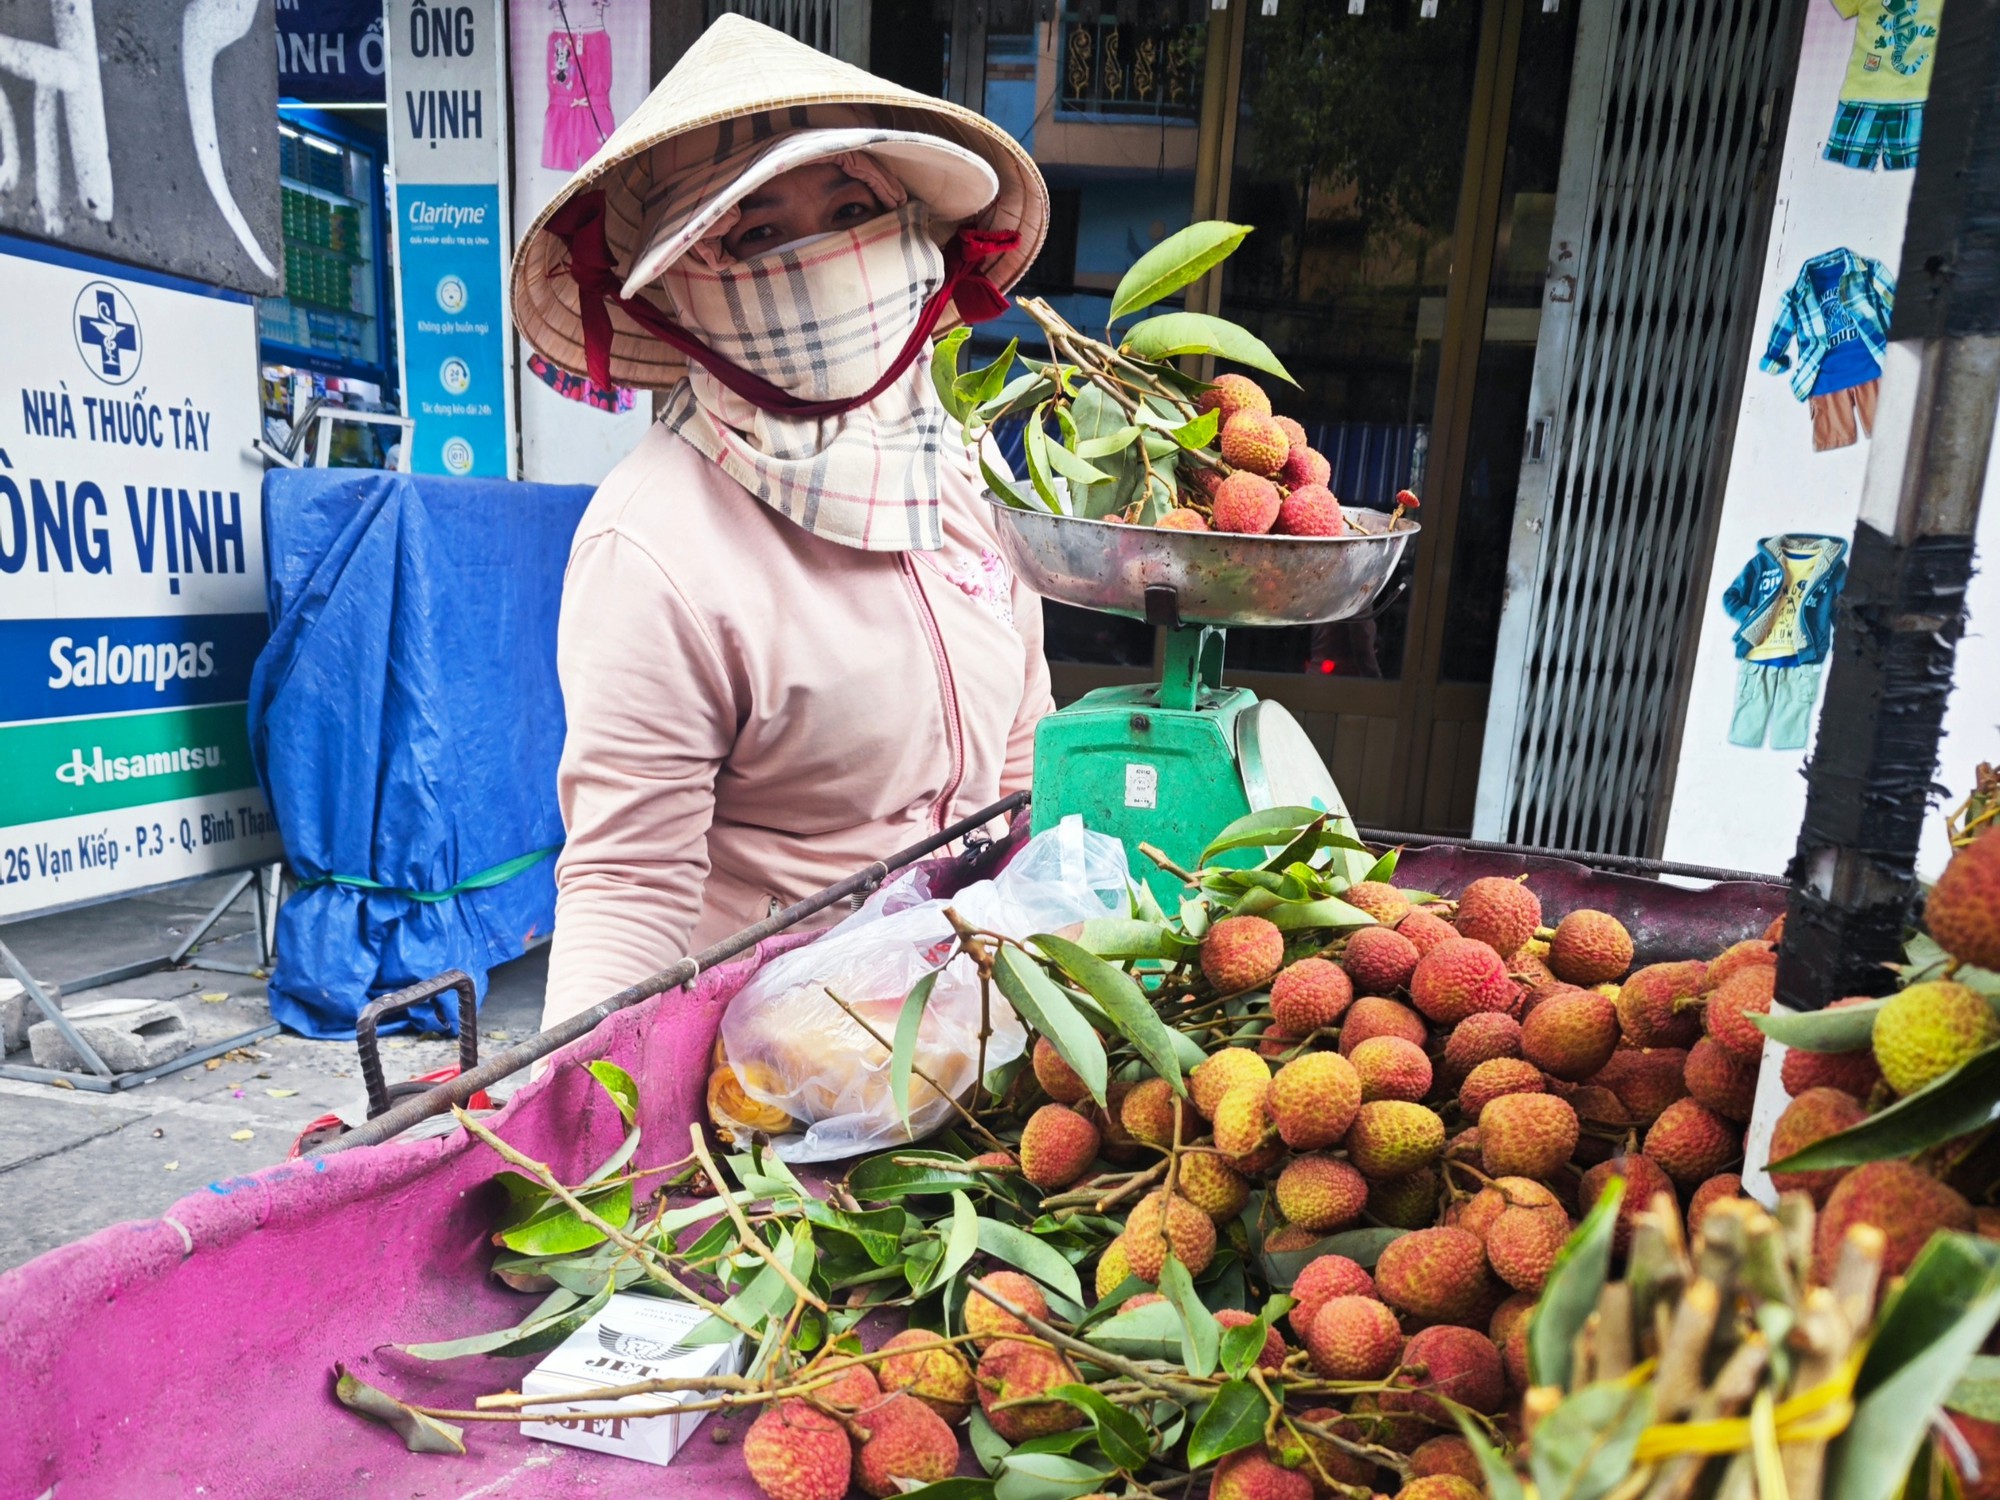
<box><xmin>0</xmin><ymin>236</ymin><xmax>281</xmax><ymax>918</ymax></box>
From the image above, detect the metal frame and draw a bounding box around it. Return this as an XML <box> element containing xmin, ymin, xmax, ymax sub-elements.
<box><xmin>0</xmin><ymin>868</ymin><xmax>283</xmax><ymax>1091</ymax></box>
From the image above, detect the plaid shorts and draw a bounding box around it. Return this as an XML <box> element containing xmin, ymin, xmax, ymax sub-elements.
<box><xmin>1824</xmin><ymin>99</ymin><xmax>1923</xmax><ymax>171</ymax></box>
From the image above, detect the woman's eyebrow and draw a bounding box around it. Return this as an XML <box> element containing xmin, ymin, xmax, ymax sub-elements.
<box><xmin>737</xmin><ymin>190</ymin><xmax>779</xmax><ymax>212</ymax></box>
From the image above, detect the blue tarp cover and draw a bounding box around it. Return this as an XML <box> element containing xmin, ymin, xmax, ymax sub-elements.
<box><xmin>248</xmin><ymin>469</ymin><xmax>594</xmax><ymax>1038</ymax></box>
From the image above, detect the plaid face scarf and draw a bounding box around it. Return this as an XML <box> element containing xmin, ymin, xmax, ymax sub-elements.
<box><xmin>655</xmin><ymin>202</ymin><xmax>951</xmax><ymax>553</ymax></box>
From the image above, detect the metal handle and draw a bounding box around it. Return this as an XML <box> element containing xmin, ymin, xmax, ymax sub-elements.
<box><xmin>355</xmin><ymin>970</ymin><xmax>478</xmax><ymax>1120</ymax></box>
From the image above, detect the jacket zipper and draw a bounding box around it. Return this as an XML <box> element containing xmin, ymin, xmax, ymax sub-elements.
<box><xmin>901</xmin><ymin>554</ymin><xmax>965</xmax><ymax>833</ymax></box>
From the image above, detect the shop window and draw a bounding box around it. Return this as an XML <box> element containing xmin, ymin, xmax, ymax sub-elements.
<box><xmin>1056</xmin><ymin>12</ymin><xmax>1203</xmax><ymax>120</ymax></box>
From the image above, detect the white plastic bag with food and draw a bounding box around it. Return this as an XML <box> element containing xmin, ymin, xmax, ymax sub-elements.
<box><xmin>714</xmin><ymin>818</ymin><xmax>1133</xmax><ymax>1161</ymax></box>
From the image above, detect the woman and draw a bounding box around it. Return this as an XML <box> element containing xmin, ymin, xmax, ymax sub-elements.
<box><xmin>510</xmin><ymin>17</ymin><xmax>1053</xmax><ymax>1028</ymax></box>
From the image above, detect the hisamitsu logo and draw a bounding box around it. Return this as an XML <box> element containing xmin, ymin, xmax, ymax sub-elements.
<box><xmin>73</xmin><ymin>282</ymin><xmax>143</xmax><ymax>386</ymax></box>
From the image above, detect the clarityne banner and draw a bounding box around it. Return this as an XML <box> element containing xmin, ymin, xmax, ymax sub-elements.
<box><xmin>0</xmin><ymin>237</ymin><xmax>281</xmax><ymax>919</ymax></box>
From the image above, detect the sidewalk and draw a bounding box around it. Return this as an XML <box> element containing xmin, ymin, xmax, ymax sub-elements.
<box><xmin>0</xmin><ymin>876</ymin><xmax>546</xmax><ymax>1272</ymax></box>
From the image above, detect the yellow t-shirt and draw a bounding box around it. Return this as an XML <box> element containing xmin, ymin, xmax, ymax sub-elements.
<box><xmin>1748</xmin><ymin>550</ymin><xmax>1818</xmax><ymax>662</ymax></box>
<box><xmin>1832</xmin><ymin>0</ymin><xmax>1942</xmax><ymax>105</ymax></box>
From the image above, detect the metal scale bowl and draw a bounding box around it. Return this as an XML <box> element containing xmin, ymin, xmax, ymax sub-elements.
<box><xmin>990</xmin><ymin>501</ymin><xmax>1419</xmax><ymax>898</ymax></box>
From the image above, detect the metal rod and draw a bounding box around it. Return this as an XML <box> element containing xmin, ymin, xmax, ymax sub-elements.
<box><xmin>313</xmin><ymin>792</ymin><xmax>1030</xmax><ymax>1155</ymax></box>
<box><xmin>169</xmin><ymin>869</ymin><xmax>258</xmax><ymax>965</ymax></box>
<box><xmin>0</xmin><ymin>938</ymin><xmax>114</xmax><ymax>1079</ymax></box>
<box><xmin>111</xmin><ymin>1022</ymin><xmax>282</xmax><ymax>1088</ymax></box>
<box><xmin>1353</xmin><ymin>826</ymin><xmax>1782</xmax><ymax>887</ymax></box>
<box><xmin>56</xmin><ymin>955</ymin><xmax>183</xmax><ymax>995</ymax></box>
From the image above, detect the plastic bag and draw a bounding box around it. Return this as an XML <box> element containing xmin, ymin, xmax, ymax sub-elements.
<box><xmin>715</xmin><ymin>818</ymin><xmax>1133</xmax><ymax>1161</ymax></box>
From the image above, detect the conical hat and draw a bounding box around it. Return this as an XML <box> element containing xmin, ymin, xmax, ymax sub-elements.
<box><xmin>510</xmin><ymin>14</ymin><xmax>1048</xmax><ymax>392</ymax></box>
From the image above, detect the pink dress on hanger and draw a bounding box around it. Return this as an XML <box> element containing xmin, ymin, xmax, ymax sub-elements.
<box><xmin>543</xmin><ymin>29</ymin><xmax>612</xmax><ymax>172</ymax></box>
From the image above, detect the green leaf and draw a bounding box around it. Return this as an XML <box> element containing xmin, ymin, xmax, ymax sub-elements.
<box><xmin>801</xmin><ymin>1201</ymin><xmax>909</xmax><ymax>1266</ymax></box>
<box><xmin>981</xmin><ymin>451</ymin><xmax>1040</xmax><ymax>512</ymax></box>
<box><xmin>1076</xmin><ymin>918</ymin><xmax>1186</xmax><ymax>961</ymax></box>
<box><xmin>579</xmin><ymin>1123</ymin><xmax>642</xmax><ymax>1188</ymax></box>
<box><xmin>1187</xmin><ymin>1379</ymin><xmax>1268</xmax><ymax>1469</ymax></box>
<box><xmin>1119</xmin><ymin>312</ymin><xmax>1295</xmax><ymax>385</ymax></box>
<box><xmin>1832</xmin><ymin>1235</ymin><xmax>2000</xmax><ymax>1500</ymax></box>
<box><xmin>1262</xmin><ymin>1226</ymin><xmax>1406</xmax><ymax>1284</ymax></box>
<box><xmin>1200</xmin><ymin>806</ymin><xmax>1331</xmax><ymax>865</ymax></box>
<box><xmin>1219</xmin><ymin>1315</ymin><xmax>1273</xmax><ymax>1378</ymax></box>
<box><xmin>1528</xmin><ymin>1179</ymin><xmax>1623</xmax><ymax>1390</ymax></box>
<box><xmin>969</xmin><ymin>1408</ymin><xmax>1011</xmax><ymax>1475</ymax></box>
<box><xmin>1166</xmin><ymin>1028</ymin><xmax>1210</xmax><ymax>1075</ymax></box>
<box><xmin>498</xmin><ymin>1181</ymin><xmax>632</xmax><ymax>1256</ymax></box>
<box><xmin>1022</xmin><ymin>409</ymin><xmax>1067</xmax><ymax>515</ymax></box>
<box><xmin>1768</xmin><ymin>1044</ymin><xmax>2000</xmax><ymax>1172</ymax></box>
<box><xmin>953</xmin><ymin>339</ymin><xmax>1019</xmax><ymax>414</ymax></box>
<box><xmin>1165</xmin><ymin>408</ymin><xmax>1219</xmax><ymax>450</ymax></box>
<box><xmin>848</xmin><ymin>1153</ymin><xmax>986</xmax><ymax>1201</ymax></box>
<box><xmin>400</xmin><ymin>1275</ymin><xmax>615</xmax><ymax>1360</ymax></box>
<box><xmin>1180</xmin><ymin>899</ymin><xmax>1210</xmax><ymax>938</ymax></box>
<box><xmin>1525</xmin><ymin>1381</ymin><xmax>1654</xmax><ymax>1500</ymax></box>
<box><xmin>1452</xmin><ymin>1407</ymin><xmax>1528</xmax><ymax>1500</ymax></box>
<box><xmin>1047</xmin><ymin>1384</ymin><xmax>1153</xmax><ymax>1471</ymax></box>
<box><xmin>900</xmin><ymin>1484</ymin><xmax>999</xmax><ymax>1500</ymax></box>
<box><xmin>333</xmin><ymin>1365</ymin><xmax>467</xmax><ymax>1454</ymax></box>
<box><xmin>1032</xmin><ymin>933</ymin><xmax>1185</xmax><ymax>1094</ymax></box>
<box><xmin>940</xmin><ymin>1191</ymin><xmax>982</xmax><ymax>1286</ymax></box>
<box><xmin>1263</xmin><ymin>896</ymin><xmax>1376</xmax><ymax>933</ymax></box>
<box><xmin>1087</xmin><ymin>1298</ymin><xmax>1185</xmax><ymax>1359</ymax></box>
<box><xmin>931</xmin><ymin>326</ymin><xmax>973</xmax><ymax>418</ymax></box>
<box><xmin>996</xmin><ymin>1453</ymin><xmax>1112</xmax><ymax>1500</ymax></box>
<box><xmin>891</xmin><ymin>971</ymin><xmax>940</xmax><ymax>1129</ymax></box>
<box><xmin>978</xmin><ymin>372</ymin><xmax>1056</xmax><ymax>427</ymax></box>
<box><xmin>1160</xmin><ymin>1254</ymin><xmax>1220</xmax><ymax>1378</ymax></box>
<box><xmin>1754</xmin><ymin>1000</ymin><xmax>1883</xmax><ymax>1052</ymax></box>
<box><xmin>1949</xmin><ymin>1355</ymin><xmax>2000</xmax><ymax>1420</ymax></box>
<box><xmin>1364</xmin><ymin>847</ymin><xmax>1400</xmax><ymax>883</ymax></box>
<box><xmin>1073</xmin><ymin>425</ymin><xmax>1143</xmax><ymax>460</ymax></box>
<box><xmin>976</xmin><ymin>1221</ymin><xmax>1085</xmax><ymax>1307</ymax></box>
<box><xmin>993</xmin><ymin>947</ymin><xmax>1108</xmax><ymax>1106</ymax></box>
<box><xmin>1108</xmin><ymin>221</ymin><xmax>1253</xmax><ymax>323</ymax></box>
<box><xmin>1043</xmin><ymin>434</ymin><xmax>1116</xmax><ymax>487</ymax></box>
<box><xmin>587</xmin><ymin>1060</ymin><xmax>639</xmax><ymax>1125</ymax></box>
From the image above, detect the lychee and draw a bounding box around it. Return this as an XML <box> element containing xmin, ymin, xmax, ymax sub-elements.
<box><xmin>1520</xmin><ymin>988</ymin><xmax>1620</xmax><ymax>1081</ymax></box>
<box><xmin>1484</xmin><ymin>1204</ymin><xmax>1570</xmax><ymax>1291</ymax></box>
<box><xmin>1780</xmin><ymin>1037</ymin><xmax>1880</xmax><ymax>1100</ymax></box>
<box><xmin>1213</xmin><ymin>1079</ymin><xmax>1279</xmax><ymax>1164</ymax></box>
<box><xmin>852</xmin><ymin>1392</ymin><xmax>961</xmax><ymax>1497</ymax></box>
<box><xmin>1386</xmin><ymin>1324</ymin><xmax>1505</xmax><ymax>1421</ymax></box>
<box><xmin>1410</xmin><ymin>937</ymin><xmax>1515</xmax><ymax>1025</ymax></box>
<box><xmin>1273</xmin><ymin>1406</ymin><xmax>1378</xmax><ymax>1492</ymax></box>
<box><xmin>1179</xmin><ymin>1151</ymin><xmax>1251</xmax><ymax>1222</ymax></box>
<box><xmin>1286</xmin><ymin>1253</ymin><xmax>1376</xmax><ymax>1339</ymax></box>
<box><xmin>1443</xmin><ymin>1013</ymin><xmax>1524</xmax><ymax>1079</ymax></box>
<box><xmin>1156</xmin><ymin>508</ymin><xmax>1209</xmax><ymax>532</ymax></box>
<box><xmin>1703</xmin><ymin>964</ymin><xmax>1775</xmax><ymax>1060</ymax></box>
<box><xmin>1197</xmin><ymin>373</ymin><xmax>1272</xmax><ymax>422</ymax></box>
<box><xmin>1190</xmin><ymin>1047</ymin><xmax>1272</xmax><ymax>1120</ymax></box>
<box><xmin>1215</xmin><ymin>1308</ymin><xmax>1288</xmax><ymax>1371</ymax></box>
<box><xmin>1704</xmin><ymin>939</ymin><xmax>1776</xmax><ymax>993</ymax></box>
<box><xmin>1271</xmin><ymin>957</ymin><xmax>1355</xmax><ymax>1035</ymax></box>
<box><xmin>1031</xmin><ymin>1036</ymin><xmax>1092</xmax><ymax>1105</ymax></box>
<box><xmin>1095</xmin><ymin>1237</ymin><xmax>1133</xmax><ymax>1300</ymax></box>
<box><xmin>1408</xmin><ymin>1436</ymin><xmax>1485</xmax><ymax>1486</ymax></box>
<box><xmin>876</xmin><ymin>1330</ymin><xmax>976</xmax><ymax>1424</ymax></box>
<box><xmin>1275</xmin><ymin>484</ymin><xmax>1345</xmax><ymax>537</ymax></box>
<box><xmin>1120</xmin><ymin>1076</ymin><xmax>1182</xmax><ymax>1147</ymax></box>
<box><xmin>1687</xmin><ymin>1173</ymin><xmax>1744</xmax><ymax>1235</ymax></box>
<box><xmin>1307</xmin><ymin>1294</ymin><xmax>1402</xmax><ymax>1379</ymax></box>
<box><xmin>1374</xmin><ymin>1226</ymin><xmax>1489</xmax><ymax>1322</ymax></box>
<box><xmin>1124</xmin><ymin>1190</ymin><xmax>1217</xmax><ymax>1280</ymax></box>
<box><xmin>1280</xmin><ymin>445</ymin><xmax>1334</xmax><ymax>491</ymax></box>
<box><xmin>964</xmin><ymin>1269</ymin><xmax>1049</xmax><ymax>1347</ymax></box>
<box><xmin>1767</xmin><ymin>1087</ymin><xmax>1866</xmax><ymax>1204</ymax></box>
<box><xmin>1346</xmin><ymin>1100</ymin><xmax>1446</xmax><ymax>1179</ymax></box>
<box><xmin>1212</xmin><ymin>471</ymin><xmax>1283</xmax><ymax>534</ymax></box>
<box><xmin>744</xmin><ymin>1400</ymin><xmax>853</xmax><ymax>1500</ymax></box>
<box><xmin>1350</xmin><ymin>1035</ymin><xmax>1434</xmax><ymax>1103</ymax></box>
<box><xmin>1019</xmin><ymin>1104</ymin><xmax>1101</xmax><ymax>1190</ymax></box>
<box><xmin>1270</xmin><ymin>1051</ymin><xmax>1364</xmax><ymax>1149</ymax></box>
<box><xmin>1259</xmin><ymin>1027</ymin><xmax>1304</xmax><ymax>1061</ymax></box>
<box><xmin>1490</xmin><ymin>1291</ymin><xmax>1535</xmax><ymax>1391</ymax></box>
<box><xmin>1642</xmin><ymin>1097</ymin><xmax>1740</xmax><ymax>1185</ymax></box>
<box><xmin>1211</xmin><ymin>1447</ymin><xmax>1314</xmax><ymax>1500</ymax></box>
<box><xmin>1368</xmin><ymin>1167</ymin><xmax>1441</xmax><ymax>1229</ymax></box>
<box><xmin>1221</xmin><ymin>411</ymin><xmax>1291</xmax><ymax>477</ymax></box>
<box><xmin>1202</xmin><ymin>916</ymin><xmax>1287</xmax><ymax>994</ymax></box>
<box><xmin>974</xmin><ymin>1337</ymin><xmax>1083</xmax><ymax>1442</ymax></box>
<box><xmin>1397</xmin><ymin>907</ymin><xmax>1458</xmax><ymax>956</ymax></box>
<box><xmin>1544</xmin><ymin>909</ymin><xmax>1634</xmax><ymax>985</ymax></box>
<box><xmin>1873</xmin><ymin>980</ymin><xmax>1999</xmax><ymax>1096</ymax></box>
<box><xmin>1479</xmin><ymin>1092</ymin><xmax>1579</xmax><ymax>1180</ymax></box>
<box><xmin>1590</xmin><ymin>1047</ymin><xmax>1690</xmax><ymax>1124</ymax></box>
<box><xmin>1275</xmin><ymin>1154</ymin><xmax>1370</xmax><ymax>1233</ymax></box>
<box><xmin>1457</xmin><ymin>1056</ymin><xmax>1546</xmax><ymax>1118</ymax></box>
<box><xmin>1456</xmin><ymin>1176</ymin><xmax>1562</xmax><ymax>1243</ymax></box>
<box><xmin>1263</xmin><ymin>1224</ymin><xmax>1322</xmax><ymax>1255</ymax></box>
<box><xmin>1683</xmin><ymin>1036</ymin><xmax>1758</xmax><ymax>1123</ymax></box>
<box><xmin>1339</xmin><ymin>996</ymin><xmax>1429</xmax><ymax>1055</ymax></box>
<box><xmin>1453</xmin><ymin>877</ymin><xmax>1542</xmax><ymax>958</ymax></box>
<box><xmin>1341</xmin><ymin>927</ymin><xmax>1423</xmax><ymax>996</ymax></box>
<box><xmin>1616</xmin><ymin>962</ymin><xmax>1708</xmax><ymax>1047</ymax></box>
<box><xmin>814</xmin><ymin>1358</ymin><xmax>882</xmax><ymax>1411</ymax></box>
<box><xmin>1397</xmin><ymin>1478</ymin><xmax>1483</xmax><ymax>1500</ymax></box>
<box><xmin>1578</xmin><ymin>1153</ymin><xmax>1677</xmax><ymax>1253</ymax></box>
<box><xmin>1927</xmin><ymin>829</ymin><xmax>2000</xmax><ymax>970</ymax></box>
<box><xmin>1343</xmin><ymin>881</ymin><xmax>1414</xmax><ymax>926</ymax></box>
<box><xmin>1815</xmin><ymin>1160</ymin><xmax>1974</xmax><ymax>1281</ymax></box>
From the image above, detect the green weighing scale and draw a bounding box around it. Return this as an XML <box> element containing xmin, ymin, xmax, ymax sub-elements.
<box><xmin>986</xmin><ymin>503</ymin><xmax>1421</xmax><ymax>903</ymax></box>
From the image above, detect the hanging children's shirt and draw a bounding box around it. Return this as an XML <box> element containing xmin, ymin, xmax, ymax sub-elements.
<box><xmin>543</xmin><ymin>28</ymin><xmax>614</xmax><ymax>173</ymax></box>
<box><xmin>1745</xmin><ymin>546</ymin><xmax>1821</xmax><ymax>664</ymax></box>
<box><xmin>1825</xmin><ymin>0</ymin><xmax>1941</xmax><ymax>170</ymax></box>
<box><xmin>1760</xmin><ymin>248</ymin><xmax>1895</xmax><ymax>399</ymax></box>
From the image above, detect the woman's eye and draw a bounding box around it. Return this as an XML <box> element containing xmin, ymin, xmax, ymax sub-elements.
<box><xmin>736</xmin><ymin>223</ymin><xmax>776</xmax><ymax>244</ymax></box>
<box><xmin>833</xmin><ymin>201</ymin><xmax>872</xmax><ymax>222</ymax></box>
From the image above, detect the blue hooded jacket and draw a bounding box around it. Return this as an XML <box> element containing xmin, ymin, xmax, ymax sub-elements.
<box><xmin>1721</xmin><ymin>534</ymin><xmax>1849</xmax><ymax>664</ymax></box>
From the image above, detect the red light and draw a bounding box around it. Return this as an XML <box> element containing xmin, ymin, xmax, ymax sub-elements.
<box><xmin>1318</xmin><ymin>659</ymin><xmax>1336</xmax><ymax>675</ymax></box>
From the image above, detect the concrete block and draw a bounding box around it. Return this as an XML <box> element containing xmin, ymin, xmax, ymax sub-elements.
<box><xmin>28</xmin><ymin>998</ymin><xmax>189</xmax><ymax>1074</ymax></box>
<box><xmin>1</xmin><ymin>978</ymin><xmax>63</xmax><ymax>1055</ymax></box>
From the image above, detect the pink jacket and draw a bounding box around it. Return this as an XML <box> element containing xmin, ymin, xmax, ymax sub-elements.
<box><xmin>542</xmin><ymin>423</ymin><xmax>1052</xmax><ymax>1026</ymax></box>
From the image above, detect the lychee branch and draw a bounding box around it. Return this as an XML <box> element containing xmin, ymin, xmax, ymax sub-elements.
<box><xmin>822</xmin><ymin>987</ymin><xmax>1010</xmax><ymax>1151</ymax></box>
<box><xmin>687</xmin><ymin>1125</ymin><xmax>828</xmax><ymax>1316</ymax></box>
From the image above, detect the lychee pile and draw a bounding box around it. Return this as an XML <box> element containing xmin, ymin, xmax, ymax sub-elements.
<box><xmin>1150</xmin><ymin>375</ymin><xmax>1367</xmax><ymax>538</ymax></box>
